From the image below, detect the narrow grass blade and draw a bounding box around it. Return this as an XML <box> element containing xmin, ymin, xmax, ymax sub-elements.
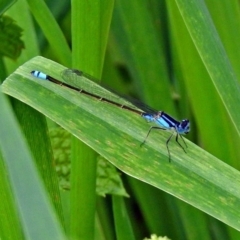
<box><xmin>175</xmin><ymin>0</ymin><xmax>240</xmax><ymax>136</ymax></box>
<box><xmin>0</xmin><ymin>92</ymin><xmax>65</xmax><ymax>239</ymax></box>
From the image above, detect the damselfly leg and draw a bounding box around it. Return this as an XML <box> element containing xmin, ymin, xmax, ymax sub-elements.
<box><xmin>141</xmin><ymin>126</ymin><xmax>188</xmax><ymax>162</ymax></box>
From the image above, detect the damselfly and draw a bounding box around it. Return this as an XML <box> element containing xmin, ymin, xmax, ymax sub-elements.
<box><xmin>31</xmin><ymin>69</ymin><xmax>190</xmax><ymax>162</ymax></box>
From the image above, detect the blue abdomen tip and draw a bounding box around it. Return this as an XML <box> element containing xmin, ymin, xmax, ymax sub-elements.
<box><xmin>31</xmin><ymin>70</ymin><xmax>47</xmax><ymax>80</ymax></box>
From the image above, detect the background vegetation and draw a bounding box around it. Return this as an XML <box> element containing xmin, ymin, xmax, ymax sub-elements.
<box><xmin>1</xmin><ymin>0</ymin><xmax>240</xmax><ymax>239</ymax></box>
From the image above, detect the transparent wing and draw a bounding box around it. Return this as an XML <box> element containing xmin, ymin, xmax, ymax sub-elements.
<box><xmin>61</xmin><ymin>69</ymin><xmax>158</xmax><ymax>114</ymax></box>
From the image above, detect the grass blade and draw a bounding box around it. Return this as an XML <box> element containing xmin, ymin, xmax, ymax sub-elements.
<box><xmin>2</xmin><ymin>56</ymin><xmax>240</xmax><ymax>231</ymax></box>
<box><xmin>0</xmin><ymin>91</ymin><xmax>65</xmax><ymax>239</ymax></box>
<box><xmin>175</xmin><ymin>0</ymin><xmax>240</xmax><ymax>136</ymax></box>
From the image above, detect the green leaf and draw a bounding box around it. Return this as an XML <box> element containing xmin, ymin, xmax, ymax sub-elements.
<box><xmin>49</xmin><ymin>127</ymin><xmax>71</xmax><ymax>191</ymax></box>
<box><xmin>0</xmin><ymin>91</ymin><xmax>65</xmax><ymax>239</ymax></box>
<box><xmin>112</xmin><ymin>0</ymin><xmax>174</xmax><ymax>110</ymax></box>
<box><xmin>27</xmin><ymin>0</ymin><xmax>71</xmax><ymax>66</ymax></box>
<box><xmin>97</xmin><ymin>156</ymin><xmax>129</xmax><ymax>197</ymax></box>
<box><xmin>174</xmin><ymin>0</ymin><xmax>240</xmax><ymax>137</ymax></box>
<box><xmin>0</xmin><ymin>16</ymin><xmax>24</xmax><ymax>59</ymax></box>
<box><xmin>167</xmin><ymin>1</ymin><xmax>240</xmax><ymax>166</ymax></box>
<box><xmin>0</xmin><ymin>151</ymin><xmax>23</xmax><ymax>239</ymax></box>
<box><xmin>50</xmin><ymin>128</ymin><xmax>128</xmax><ymax>197</ymax></box>
<box><xmin>70</xmin><ymin>0</ymin><xmax>114</xmax><ymax>239</ymax></box>
<box><xmin>2</xmin><ymin>56</ymin><xmax>240</xmax><ymax>232</ymax></box>
<box><xmin>112</xmin><ymin>196</ymin><xmax>135</xmax><ymax>240</ymax></box>
<box><xmin>0</xmin><ymin>0</ymin><xmax>16</xmax><ymax>15</ymax></box>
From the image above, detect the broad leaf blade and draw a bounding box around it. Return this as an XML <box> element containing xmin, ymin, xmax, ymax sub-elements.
<box><xmin>2</xmin><ymin>56</ymin><xmax>240</xmax><ymax>231</ymax></box>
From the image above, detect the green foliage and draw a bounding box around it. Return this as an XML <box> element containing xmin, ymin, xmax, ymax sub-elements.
<box><xmin>1</xmin><ymin>0</ymin><xmax>240</xmax><ymax>239</ymax></box>
<box><xmin>0</xmin><ymin>0</ymin><xmax>16</xmax><ymax>16</ymax></box>
<box><xmin>50</xmin><ymin>127</ymin><xmax>129</xmax><ymax>197</ymax></box>
<box><xmin>0</xmin><ymin>16</ymin><xmax>24</xmax><ymax>59</ymax></box>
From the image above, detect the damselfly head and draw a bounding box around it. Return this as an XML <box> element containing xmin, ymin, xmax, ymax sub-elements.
<box><xmin>178</xmin><ymin>119</ymin><xmax>190</xmax><ymax>134</ymax></box>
